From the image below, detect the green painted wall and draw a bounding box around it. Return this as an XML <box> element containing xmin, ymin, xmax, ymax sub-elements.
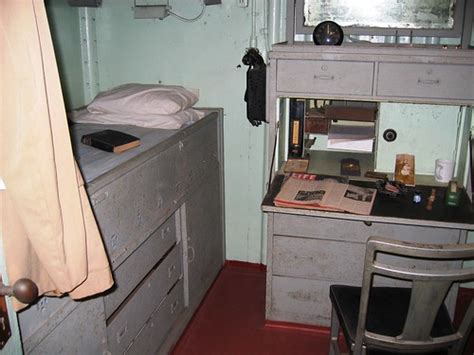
<box><xmin>45</xmin><ymin>0</ymin><xmax>84</xmax><ymax>110</ymax></box>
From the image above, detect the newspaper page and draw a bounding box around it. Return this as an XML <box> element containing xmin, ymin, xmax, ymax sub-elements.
<box><xmin>274</xmin><ymin>174</ymin><xmax>376</xmax><ymax>215</ymax></box>
<box><xmin>340</xmin><ymin>184</ymin><xmax>377</xmax><ymax>215</ymax></box>
<box><xmin>274</xmin><ymin>175</ymin><xmax>345</xmax><ymax>212</ymax></box>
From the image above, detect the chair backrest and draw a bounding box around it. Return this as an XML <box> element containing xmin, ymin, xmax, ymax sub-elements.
<box><xmin>354</xmin><ymin>236</ymin><xmax>474</xmax><ymax>354</ymax></box>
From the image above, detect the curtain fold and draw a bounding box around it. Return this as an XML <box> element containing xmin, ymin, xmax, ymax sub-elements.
<box><xmin>1</xmin><ymin>0</ymin><xmax>113</xmax><ymax>310</ymax></box>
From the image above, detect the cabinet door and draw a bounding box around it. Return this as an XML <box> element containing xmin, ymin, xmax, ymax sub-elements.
<box><xmin>185</xmin><ymin>167</ymin><xmax>224</xmax><ymax>307</ymax></box>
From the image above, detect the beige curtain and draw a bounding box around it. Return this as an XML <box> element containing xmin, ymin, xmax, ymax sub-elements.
<box><xmin>0</xmin><ymin>0</ymin><xmax>113</xmax><ymax>310</ymax></box>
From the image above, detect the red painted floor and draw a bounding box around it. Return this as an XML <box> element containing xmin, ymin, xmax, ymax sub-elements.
<box><xmin>171</xmin><ymin>263</ymin><xmax>330</xmax><ymax>355</ymax></box>
<box><xmin>172</xmin><ymin>263</ymin><xmax>473</xmax><ymax>355</ymax></box>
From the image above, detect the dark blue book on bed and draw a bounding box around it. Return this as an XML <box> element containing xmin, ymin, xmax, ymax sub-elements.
<box><xmin>81</xmin><ymin>129</ymin><xmax>140</xmax><ymax>153</ymax></box>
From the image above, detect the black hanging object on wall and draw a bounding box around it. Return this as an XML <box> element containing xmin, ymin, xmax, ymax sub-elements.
<box><xmin>242</xmin><ymin>48</ymin><xmax>267</xmax><ymax>127</ymax></box>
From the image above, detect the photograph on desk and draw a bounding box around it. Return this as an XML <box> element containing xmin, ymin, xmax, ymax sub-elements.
<box><xmin>274</xmin><ymin>173</ymin><xmax>376</xmax><ymax>215</ymax></box>
<box><xmin>394</xmin><ymin>153</ymin><xmax>416</xmax><ymax>186</ymax></box>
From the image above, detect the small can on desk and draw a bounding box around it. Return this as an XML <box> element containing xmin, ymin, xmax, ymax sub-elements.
<box><xmin>413</xmin><ymin>190</ymin><xmax>422</xmax><ymax>204</ymax></box>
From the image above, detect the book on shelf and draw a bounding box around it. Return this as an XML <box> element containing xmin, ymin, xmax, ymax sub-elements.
<box><xmin>81</xmin><ymin>129</ymin><xmax>141</xmax><ymax>153</ymax></box>
<box><xmin>288</xmin><ymin>98</ymin><xmax>305</xmax><ymax>158</ymax></box>
<box><xmin>274</xmin><ymin>173</ymin><xmax>376</xmax><ymax>215</ymax></box>
<box><xmin>305</xmin><ymin>107</ymin><xmax>329</xmax><ymax>134</ymax></box>
<box><xmin>324</xmin><ymin>106</ymin><xmax>377</xmax><ymax>122</ymax></box>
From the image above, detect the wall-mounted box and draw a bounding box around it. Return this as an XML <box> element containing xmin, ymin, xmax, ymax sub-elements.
<box><xmin>134</xmin><ymin>0</ymin><xmax>169</xmax><ymax>19</ymax></box>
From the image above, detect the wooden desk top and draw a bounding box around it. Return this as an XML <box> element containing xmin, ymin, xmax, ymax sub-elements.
<box><xmin>262</xmin><ymin>175</ymin><xmax>474</xmax><ymax>230</ymax></box>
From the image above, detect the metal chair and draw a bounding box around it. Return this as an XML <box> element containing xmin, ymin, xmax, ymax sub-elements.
<box><xmin>329</xmin><ymin>237</ymin><xmax>474</xmax><ymax>355</ymax></box>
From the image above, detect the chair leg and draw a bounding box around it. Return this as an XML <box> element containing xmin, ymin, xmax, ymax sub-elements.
<box><xmin>329</xmin><ymin>305</ymin><xmax>344</xmax><ymax>355</ymax></box>
<box><xmin>450</xmin><ymin>300</ymin><xmax>474</xmax><ymax>355</ymax></box>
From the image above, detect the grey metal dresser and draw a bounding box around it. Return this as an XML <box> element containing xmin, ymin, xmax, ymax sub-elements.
<box><xmin>18</xmin><ymin>109</ymin><xmax>225</xmax><ymax>354</ymax></box>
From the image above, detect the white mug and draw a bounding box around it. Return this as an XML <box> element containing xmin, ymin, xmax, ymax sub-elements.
<box><xmin>435</xmin><ymin>159</ymin><xmax>455</xmax><ymax>183</ymax></box>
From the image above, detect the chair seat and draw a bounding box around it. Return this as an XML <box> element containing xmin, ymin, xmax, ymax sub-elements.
<box><xmin>329</xmin><ymin>285</ymin><xmax>455</xmax><ymax>354</ymax></box>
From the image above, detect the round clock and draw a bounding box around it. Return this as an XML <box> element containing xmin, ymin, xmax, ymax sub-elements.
<box><xmin>312</xmin><ymin>21</ymin><xmax>344</xmax><ymax>46</ymax></box>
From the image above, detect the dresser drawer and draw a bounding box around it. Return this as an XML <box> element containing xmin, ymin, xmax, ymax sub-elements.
<box><xmin>125</xmin><ymin>279</ymin><xmax>185</xmax><ymax>354</ymax></box>
<box><xmin>19</xmin><ymin>297</ymin><xmax>79</xmax><ymax>353</ymax></box>
<box><xmin>273</xmin><ymin>235</ymin><xmax>366</xmax><ymax>282</ymax></box>
<box><xmin>276</xmin><ymin>59</ymin><xmax>374</xmax><ymax>96</ymax></box>
<box><xmin>377</xmin><ymin>63</ymin><xmax>474</xmax><ymax>101</ymax></box>
<box><xmin>107</xmin><ymin>244</ymin><xmax>183</xmax><ymax>354</ymax></box>
<box><xmin>272</xmin><ymin>234</ymin><xmax>459</xmax><ymax>281</ymax></box>
<box><xmin>270</xmin><ymin>276</ymin><xmax>334</xmax><ymax>326</ymax></box>
<box><xmin>104</xmin><ymin>213</ymin><xmax>178</xmax><ymax>317</ymax></box>
<box><xmin>91</xmin><ymin>144</ymin><xmax>182</xmax><ymax>266</ymax></box>
<box><xmin>272</xmin><ymin>213</ymin><xmax>462</xmax><ymax>244</ymax></box>
<box><xmin>24</xmin><ymin>298</ymin><xmax>107</xmax><ymax>355</ymax></box>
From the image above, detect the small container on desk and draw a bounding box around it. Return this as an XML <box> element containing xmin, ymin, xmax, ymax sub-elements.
<box><xmin>445</xmin><ymin>180</ymin><xmax>461</xmax><ymax>207</ymax></box>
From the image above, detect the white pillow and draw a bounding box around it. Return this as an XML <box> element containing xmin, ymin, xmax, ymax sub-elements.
<box><xmin>69</xmin><ymin>108</ymin><xmax>206</xmax><ymax>129</ymax></box>
<box><xmin>87</xmin><ymin>84</ymin><xmax>199</xmax><ymax>116</ymax></box>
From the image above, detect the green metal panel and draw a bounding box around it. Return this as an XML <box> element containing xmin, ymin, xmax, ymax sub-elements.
<box><xmin>376</xmin><ymin>103</ymin><xmax>461</xmax><ymax>175</ymax></box>
<box><xmin>45</xmin><ymin>0</ymin><xmax>85</xmax><ymax>110</ymax></box>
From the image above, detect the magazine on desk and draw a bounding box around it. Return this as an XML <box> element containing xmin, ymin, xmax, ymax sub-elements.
<box><xmin>273</xmin><ymin>173</ymin><xmax>377</xmax><ymax>215</ymax></box>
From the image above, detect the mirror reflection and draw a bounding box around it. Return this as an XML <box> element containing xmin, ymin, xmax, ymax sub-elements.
<box><xmin>303</xmin><ymin>0</ymin><xmax>456</xmax><ymax>29</ymax></box>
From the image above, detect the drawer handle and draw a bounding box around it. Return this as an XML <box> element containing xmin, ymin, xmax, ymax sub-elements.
<box><xmin>116</xmin><ymin>324</ymin><xmax>128</xmax><ymax>344</ymax></box>
<box><xmin>363</xmin><ymin>221</ymin><xmax>372</xmax><ymax>226</ymax></box>
<box><xmin>170</xmin><ymin>300</ymin><xmax>179</xmax><ymax>314</ymax></box>
<box><xmin>188</xmin><ymin>246</ymin><xmax>195</xmax><ymax>263</ymax></box>
<box><xmin>417</xmin><ymin>78</ymin><xmax>440</xmax><ymax>85</ymax></box>
<box><xmin>161</xmin><ymin>226</ymin><xmax>170</xmax><ymax>240</ymax></box>
<box><xmin>313</xmin><ymin>74</ymin><xmax>334</xmax><ymax>81</ymax></box>
<box><xmin>168</xmin><ymin>264</ymin><xmax>176</xmax><ymax>278</ymax></box>
<box><xmin>91</xmin><ymin>191</ymin><xmax>108</xmax><ymax>206</ymax></box>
